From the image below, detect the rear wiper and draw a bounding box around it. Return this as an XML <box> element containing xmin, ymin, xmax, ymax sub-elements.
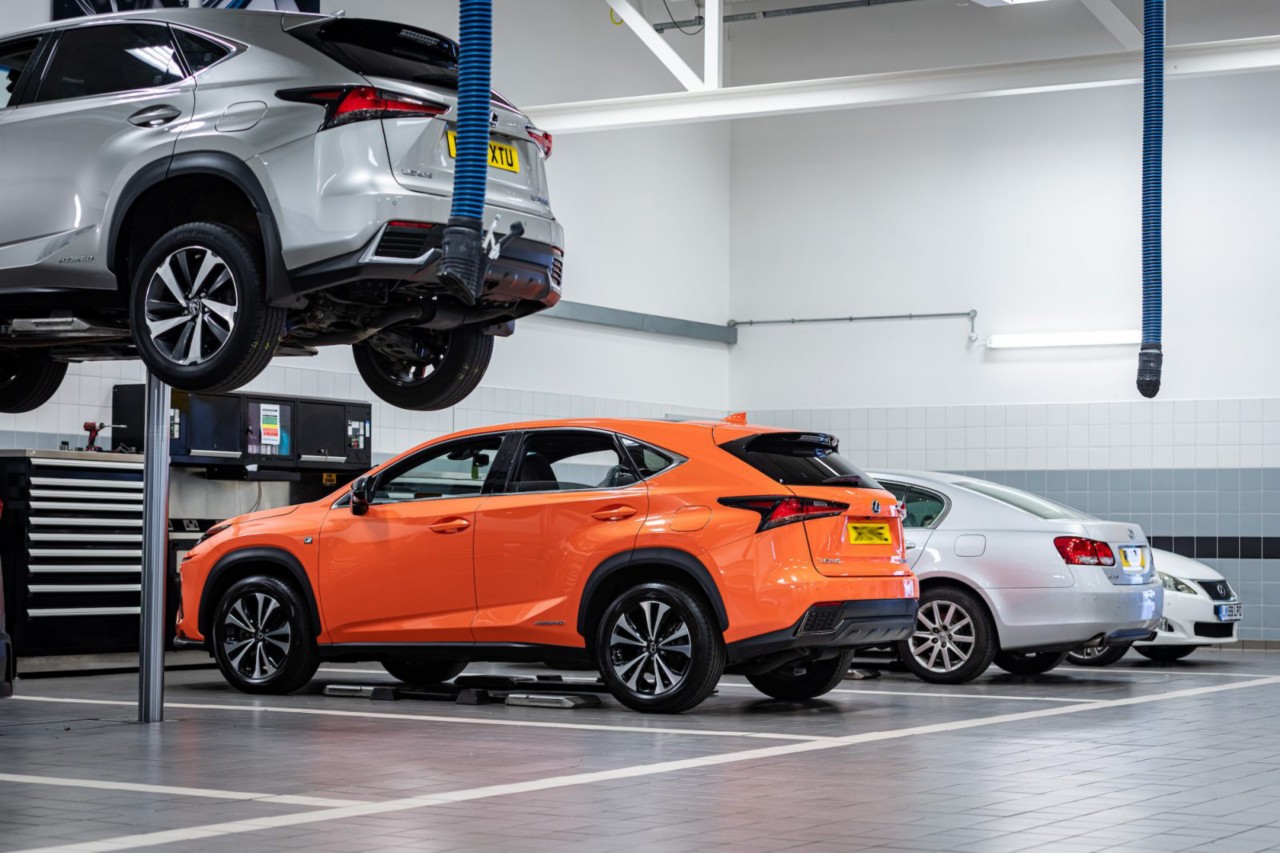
<box><xmin>822</xmin><ymin>475</ymin><xmax>864</xmax><ymax>487</ymax></box>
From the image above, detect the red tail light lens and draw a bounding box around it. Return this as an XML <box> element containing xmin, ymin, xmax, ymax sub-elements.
<box><xmin>719</xmin><ymin>496</ymin><xmax>848</xmax><ymax>532</ymax></box>
<box><xmin>1054</xmin><ymin>536</ymin><xmax>1116</xmax><ymax>567</ymax></box>
<box><xmin>278</xmin><ymin>86</ymin><xmax>448</xmax><ymax>130</ymax></box>
<box><xmin>527</xmin><ymin>125</ymin><xmax>553</xmax><ymax>158</ymax></box>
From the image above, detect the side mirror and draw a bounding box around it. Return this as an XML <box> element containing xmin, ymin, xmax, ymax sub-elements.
<box><xmin>350</xmin><ymin>476</ymin><xmax>373</xmax><ymax>516</ymax></box>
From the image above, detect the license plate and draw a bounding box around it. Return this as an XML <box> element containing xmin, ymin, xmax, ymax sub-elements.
<box><xmin>447</xmin><ymin>132</ymin><xmax>520</xmax><ymax>173</ymax></box>
<box><xmin>848</xmin><ymin>523</ymin><xmax>891</xmax><ymax>545</ymax></box>
<box><xmin>1119</xmin><ymin>545</ymin><xmax>1145</xmax><ymax>571</ymax></box>
<box><xmin>1217</xmin><ymin>603</ymin><xmax>1243</xmax><ymax>622</ymax></box>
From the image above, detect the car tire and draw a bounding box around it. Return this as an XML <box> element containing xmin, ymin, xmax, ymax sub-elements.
<box><xmin>0</xmin><ymin>350</ymin><xmax>67</xmax><ymax>413</ymax></box>
<box><xmin>130</xmin><ymin>222</ymin><xmax>284</xmax><ymax>392</ymax></box>
<box><xmin>595</xmin><ymin>581</ymin><xmax>724</xmax><ymax>714</ymax></box>
<box><xmin>381</xmin><ymin>659</ymin><xmax>467</xmax><ymax>684</ymax></box>
<box><xmin>212</xmin><ymin>575</ymin><xmax>319</xmax><ymax>695</ymax></box>
<box><xmin>896</xmin><ymin>586</ymin><xmax>997</xmax><ymax>685</ymax></box>
<box><xmin>1066</xmin><ymin>643</ymin><xmax>1132</xmax><ymax>667</ymax></box>
<box><xmin>992</xmin><ymin>650</ymin><xmax>1068</xmax><ymax>676</ymax></box>
<box><xmin>1134</xmin><ymin>645</ymin><xmax>1197</xmax><ymax>662</ymax></box>
<box><xmin>746</xmin><ymin>649</ymin><xmax>855</xmax><ymax>701</ymax></box>
<box><xmin>353</xmin><ymin>325</ymin><xmax>493</xmax><ymax>411</ymax></box>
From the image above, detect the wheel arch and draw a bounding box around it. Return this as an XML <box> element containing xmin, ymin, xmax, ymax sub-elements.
<box><xmin>577</xmin><ymin>547</ymin><xmax>729</xmax><ymax>644</ymax></box>
<box><xmin>198</xmin><ymin>547</ymin><xmax>322</xmax><ymax>640</ymax></box>
<box><xmin>917</xmin><ymin>573</ymin><xmax>1004</xmax><ymax>646</ymax></box>
<box><xmin>108</xmin><ymin>152</ymin><xmax>295</xmax><ymax>307</ymax></box>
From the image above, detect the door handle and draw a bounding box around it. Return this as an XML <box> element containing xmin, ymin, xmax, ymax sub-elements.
<box><xmin>905</xmin><ymin>541</ymin><xmax>918</xmax><ymax>551</ymax></box>
<box><xmin>591</xmin><ymin>505</ymin><xmax>638</xmax><ymax>522</ymax></box>
<box><xmin>129</xmin><ymin>105</ymin><xmax>182</xmax><ymax>127</ymax></box>
<box><xmin>429</xmin><ymin>517</ymin><xmax>471</xmax><ymax>534</ymax></box>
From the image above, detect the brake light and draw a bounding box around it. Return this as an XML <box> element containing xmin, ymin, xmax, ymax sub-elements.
<box><xmin>387</xmin><ymin>221</ymin><xmax>435</xmax><ymax>230</ymax></box>
<box><xmin>719</xmin><ymin>496</ymin><xmax>848</xmax><ymax>532</ymax></box>
<box><xmin>278</xmin><ymin>86</ymin><xmax>448</xmax><ymax>130</ymax></box>
<box><xmin>527</xmin><ymin>125</ymin><xmax>553</xmax><ymax>158</ymax></box>
<box><xmin>1054</xmin><ymin>536</ymin><xmax>1116</xmax><ymax>567</ymax></box>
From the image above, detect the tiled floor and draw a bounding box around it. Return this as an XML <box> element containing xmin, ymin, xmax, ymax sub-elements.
<box><xmin>3</xmin><ymin>650</ymin><xmax>1280</xmax><ymax>852</ymax></box>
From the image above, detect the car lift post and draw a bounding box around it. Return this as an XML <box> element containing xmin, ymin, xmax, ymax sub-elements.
<box><xmin>138</xmin><ymin>371</ymin><xmax>170</xmax><ymax>723</ymax></box>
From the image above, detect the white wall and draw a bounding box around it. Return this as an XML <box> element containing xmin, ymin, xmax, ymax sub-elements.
<box><xmin>729</xmin><ymin>69</ymin><xmax>1280</xmax><ymax>409</ymax></box>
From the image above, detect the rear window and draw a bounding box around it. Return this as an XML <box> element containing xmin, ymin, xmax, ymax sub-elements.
<box><xmin>290</xmin><ymin>18</ymin><xmax>459</xmax><ymax>90</ymax></box>
<box><xmin>956</xmin><ymin>481</ymin><xmax>1091</xmax><ymax>521</ymax></box>
<box><xmin>722</xmin><ymin>432</ymin><xmax>880</xmax><ymax>490</ymax></box>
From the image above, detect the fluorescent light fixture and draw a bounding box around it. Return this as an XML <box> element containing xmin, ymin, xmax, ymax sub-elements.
<box><xmin>970</xmin><ymin>0</ymin><xmax>1054</xmax><ymax>6</ymax></box>
<box><xmin>986</xmin><ymin>329</ymin><xmax>1142</xmax><ymax>349</ymax></box>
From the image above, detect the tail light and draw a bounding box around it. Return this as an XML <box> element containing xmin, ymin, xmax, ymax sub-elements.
<box><xmin>1054</xmin><ymin>536</ymin><xmax>1116</xmax><ymax>567</ymax></box>
<box><xmin>527</xmin><ymin>125</ymin><xmax>553</xmax><ymax>158</ymax></box>
<box><xmin>278</xmin><ymin>86</ymin><xmax>448</xmax><ymax>130</ymax></box>
<box><xmin>719</xmin><ymin>496</ymin><xmax>848</xmax><ymax>532</ymax></box>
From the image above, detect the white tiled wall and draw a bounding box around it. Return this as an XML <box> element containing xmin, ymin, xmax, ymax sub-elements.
<box><xmin>750</xmin><ymin>399</ymin><xmax>1280</xmax><ymax>472</ymax></box>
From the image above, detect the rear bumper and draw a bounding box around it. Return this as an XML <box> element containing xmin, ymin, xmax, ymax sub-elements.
<box><xmin>992</xmin><ymin>576</ymin><xmax>1163</xmax><ymax>652</ymax></box>
<box><xmin>1</xmin><ymin>629</ymin><xmax>13</xmax><ymax>698</ymax></box>
<box><xmin>725</xmin><ymin>599</ymin><xmax>917</xmax><ymax>667</ymax></box>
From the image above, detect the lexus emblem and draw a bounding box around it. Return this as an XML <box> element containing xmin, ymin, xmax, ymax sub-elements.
<box><xmin>1128</xmin><ymin>528</ymin><xmax>1136</xmax><ymax>541</ymax></box>
<box><xmin>871</xmin><ymin>500</ymin><xmax>881</xmax><ymax>515</ymax></box>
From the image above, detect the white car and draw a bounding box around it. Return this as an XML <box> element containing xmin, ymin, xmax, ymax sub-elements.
<box><xmin>869</xmin><ymin>471</ymin><xmax>1163</xmax><ymax>684</ymax></box>
<box><xmin>1067</xmin><ymin>549</ymin><xmax>1240</xmax><ymax>666</ymax></box>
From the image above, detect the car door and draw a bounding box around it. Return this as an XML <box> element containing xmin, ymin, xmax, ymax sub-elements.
<box><xmin>879</xmin><ymin>481</ymin><xmax>947</xmax><ymax>571</ymax></box>
<box><xmin>0</xmin><ymin>21</ymin><xmax>194</xmax><ymax>292</ymax></box>
<box><xmin>317</xmin><ymin>433</ymin><xmax>509</xmax><ymax>645</ymax></box>
<box><xmin>471</xmin><ymin>429</ymin><xmax>648</xmax><ymax>648</ymax></box>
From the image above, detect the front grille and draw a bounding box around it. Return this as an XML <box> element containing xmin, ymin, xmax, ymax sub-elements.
<box><xmin>798</xmin><ymin>605</ymin><xmax>842</xmax><ymax>635</ymax></box>
<box><xmin>1194</xmin><ymin>622</ymin><xmax>1235</xmax><ymax>639</ymax></box>
<box><xmin>374</xmin><ymin>225</ymin><xmax>434</xmax><ymax>260</ymax></box>
<box><xmin>1195</xmin><ymin>580</ymin><xmax>1236</xmax><ymax>601</ymax></box>
<box><xmin>551</xmin><ymin>256</ymin><xmax>564</xmax><ymax>286</ymax></box>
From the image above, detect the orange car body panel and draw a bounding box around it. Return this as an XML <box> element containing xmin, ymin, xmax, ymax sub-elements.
<box><xmin>176</xmin><ymin>418</ymin><xmax>917</xmax><ymax>655</ymax></box>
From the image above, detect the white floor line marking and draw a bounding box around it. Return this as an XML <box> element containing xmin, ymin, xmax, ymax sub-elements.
<box><xmin>17</xmin><ymin>675</ymin><xmax>1280</xmax><ymax>853</ymax></box>
<box><xmin>713</xmin><ymin>682</ymin><xmax>1100</xmax><ymax>703</ymax></box>
<box><xmin>1099</xmin><ymin>668</ymin><xmax>1267</xmax><ymax>678</ymax></box>
<box><xmin>10</xmin><ymin>696</ymin><xmax>833</xmax><ymax>743</ymax></box>
<box><xmin>0</xmin><ymin>773</ymin><xmax>363</xmax><ymax>809</ymax></box>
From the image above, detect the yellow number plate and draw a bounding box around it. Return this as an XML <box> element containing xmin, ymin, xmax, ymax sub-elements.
<box><xmin>1119</xmin><ymin>546</ymin><xmax>1145</xmax><ymax>569</ymax></box>
<box><xmin>447</xmin><ymin>132</ymin><xmax>520</xmax><ymax>173</ymax></box>
<box><xmin>848</xmin><ymin>523</ymin><xmax>892</xmax><ymax>545</ymax></box>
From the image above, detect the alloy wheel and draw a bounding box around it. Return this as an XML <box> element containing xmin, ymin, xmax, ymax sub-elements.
<box><xmin>1073</xmin><ymin>645</ymin><xmax>1107</xmax><ymax>660</ymax></box>
<box><xmin>143</xmin><ymin>245</ymin><xmax>239</xmax><ymax>366</ymax></box>
<box><xmin>222</xmin><ymin>590</ymin><xmax>292</xmax><ymax>684</ymax></box>
<box><xmin>908</xmin><ymin>599</ymin><xmax>977</xmax><ymax>674</ymax></box>
<box><xmin>607</xmin><ymin>598</ymin><xmax>692</xmax><ymax>696</ymax></box>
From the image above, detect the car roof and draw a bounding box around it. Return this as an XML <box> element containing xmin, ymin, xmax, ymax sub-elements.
<box><xmin>869</xmin><ymin>470</ymin><xmax>973</xmax><ymax>489</ymax></box>
<box><xmin>1</xmin><ymin>8</ymin><xmax>318</xmax><ymax>40</ymax></box>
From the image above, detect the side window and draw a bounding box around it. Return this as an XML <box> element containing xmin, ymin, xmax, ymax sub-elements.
<box><xmin>903</xmin><ymin>487</ymin><xmax>946</xmax><ymax>529</ymax></box>
<box><xmin>37</xmin><ymin>24</ymin><xmax>183</xmax><ymax>103</ymax></box>
<box><xmin>510</xmin><ymin>431</ymin><xmax>635</xmax><ymax>493</ymax></box>
<box><xmin>373</xmin><ymin>435</ymin><xmax>504</xmax><ymax>504</ymax></box>
<box><xmin>174</xmin><ymin>30</ymin><xmax>230</xmax><ymax>74</ymax></box>
<box><xmin>619</xmin><ymin>436</ymin><xmax>679</xmax><ymax>480</ymax></box>
<box><xmin>0</xmin><ymin>36</ymin><xmax>42</xmax><ymax>110</ymax></box>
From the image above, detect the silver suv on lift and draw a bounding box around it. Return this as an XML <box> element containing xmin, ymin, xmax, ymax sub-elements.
<box><xmin>0</xmin><ymin>9</ymin><xmax>563</xmax><ymax>412</ymax></box>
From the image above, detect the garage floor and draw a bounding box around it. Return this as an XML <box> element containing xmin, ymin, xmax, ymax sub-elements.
<box><xmin>3</xmin><ymin>651</ymin><xmax>1280</xmax><ymax>853</ymax></box>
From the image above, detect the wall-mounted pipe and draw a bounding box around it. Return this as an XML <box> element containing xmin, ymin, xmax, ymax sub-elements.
<box><xmin>730</xmin><ymin>310</ymin><xmax>977</xmax><ymax>340</ymax></box>
<box><xmin>1137</xmin><ymin>0</ymin><xmax>1164</xmax><ymax>398</ymax></box>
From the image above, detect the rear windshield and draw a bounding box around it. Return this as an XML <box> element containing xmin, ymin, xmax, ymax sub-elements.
<box><xmin>956</xmin><ymin>481</ymin><xmax>1091</xmax><ymax>520</ymax></box>
<box><xmin>722</xmin><ymin>432</ymin><xmax>881</xmax><ymax>490</ymax></box>
<box><xmin>290</xmin><ymin>18</ymin><xmax>459</xmax><ymax>90</ymax></box>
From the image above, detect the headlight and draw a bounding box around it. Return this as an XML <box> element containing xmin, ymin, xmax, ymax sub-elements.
<box><xmin>197</xmin><ymin>523</ymin><xmax>230</xmax><ymax>546</ymax></box>
<box><xmin>1159</xmin><ymin>572</ymin><xmax>1196</xmax><ymax>595</ymax></box>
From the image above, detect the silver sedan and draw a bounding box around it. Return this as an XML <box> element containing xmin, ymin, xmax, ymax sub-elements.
<box><xmin>868</xmin><ymin>471</ymin><xmax>1164</xmax><ymax>684</ymax></box>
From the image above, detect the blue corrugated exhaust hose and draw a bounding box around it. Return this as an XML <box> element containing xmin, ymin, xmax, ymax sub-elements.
<box><xmin>1137</xmin><ymin>0</ymin><xmax>1164</xmax><ymax>398</ymax></box>
<box><xmin>439</xmin><ymin>0</ymin><xmax>494</xmax><ymax>306</ymax></box>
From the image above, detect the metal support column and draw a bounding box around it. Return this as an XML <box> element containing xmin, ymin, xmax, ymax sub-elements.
<box><xmin>138</xmin><ymin>371</ymin><xmax>170</xmax><ymax>723</ymax></box>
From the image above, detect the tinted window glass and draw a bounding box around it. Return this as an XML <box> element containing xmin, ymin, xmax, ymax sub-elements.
<box><xmin>722</xmin><ymin>432</ymin><xmax>880</xmax><ymax>489</ymax></box>
<box><xmin>175</xmin><ymin>29</ymin><xmax>229</xmax><ymax>73</ymax></box>
<box><xmin>290</xmin><ymin>18</ymin><xmax>459</xmax><ymax>90</ymax></box>
<box><xmin>374</xmin><ymin>435</ymin><xmax>504</xmax><ymax>503</ymax></box>
<box><xmin>0</xmin><ymin>36</ymin><xmax>41</xmax><ymax>109</ymax></box>
<box><xmin>903</xmin><ymin>487</ymin><xmax>946</xmax><ymax>529</ymax></box>
<box><xmin>509</xmin><ymin>431</ymin><xmax>634</xmax><ymax>493</ymax></box>
<box><xmin>38</xmin><ymin>24</ymin><xmax>182</xmax><ymax>103</ymax></box>
<box><xmin>956</xmin><ymin>480</ymin><xmax>1091</xmax><ymax>521</ymax></box>
<box><xmin>619</xmin><ymin>436</ymin><xmax>678</xmax><ymax>480</ymax></box>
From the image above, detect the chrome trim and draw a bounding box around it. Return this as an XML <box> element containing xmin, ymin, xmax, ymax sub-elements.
<box><xmin>29</xmin><ymin>533</ymin><xmax>142</xmax><ymax>543</ymax></box>
<box><xmin>30</xmin><ymin>549</ymin><xmax>142</xmax><ymax>558</ymax></box>
<box><xmin>300</xmin><ymin>454</ymin><xmax>348</xmax><ymax>463</ymax></box>
<box><xmin>188</xmin><ymin>449</ymin><xmax>243</xmax><ymax>459</ymax></box>
<box><xmin>31</xmin><ymin>517</ymin><xmax>144</xmax><ymax>527</ymax></box>
<box><xmin>32</xmin><ymin>458</ymin><xmax>142</xmax><ymax>471</ymax></box>
<box><xmin>30</xmin><ymin>585</ymin><xmax>141</xmax><ymax>594</ymax></box>
<box><xmin>28</xmin><ymin>566</ymin><xmax>142</xmax><ymax>575</ymax></box>
<box><xmin>358</xmin><ymin>224</ymin><xmax>442</xmax><ymax>266</ymax></box>
<box><xmin>30</xmin><ymin>477</ymin><xmax>144</xmax><ymax>489</ymax></box>
<box><xmin>29</xmin><ymin>501</ymin><xmax>142</xmax><ymax>512</ymax></box>
<box><xmin>27</xmin><ymin>607</ymin><xmax>141</xmax><ymax>618</ymax></box>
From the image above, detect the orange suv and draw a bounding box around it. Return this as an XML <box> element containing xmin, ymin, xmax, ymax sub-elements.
<box><xmin>176</xmin><ymin>418</ymin><xmax>919</xmax><ymax>713</ymax></box>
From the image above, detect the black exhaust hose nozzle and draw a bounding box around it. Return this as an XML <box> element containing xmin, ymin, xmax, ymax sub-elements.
<box><xmin>1137</xmin><ymin>343</ymin><xmax>1162</xmax><ymax>399</ymax></box>
<box><xmin>439</xmin><ymin>216</ymin><xmax>485</xmax><ymax>306</ymax></box>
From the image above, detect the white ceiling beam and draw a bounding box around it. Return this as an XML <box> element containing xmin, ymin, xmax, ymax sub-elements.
<box><xmin>705</xmin><ymin>0</ymin><xmax>724</xmax><ymax>89</ymax></box>
<box><xmin>605</xmin><ymin>0</ymin><xmax>706</xmax><ymax>91</ymax></box>
<box><xmin>528</xmin><ymin>35</ymin><xmax>1280</xmax><ymax>134</ymax></box>
<box><xmin>1079</xmin><ymin>0</ymin><xmax>1144</xmax><ymax>52</ymax></box>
